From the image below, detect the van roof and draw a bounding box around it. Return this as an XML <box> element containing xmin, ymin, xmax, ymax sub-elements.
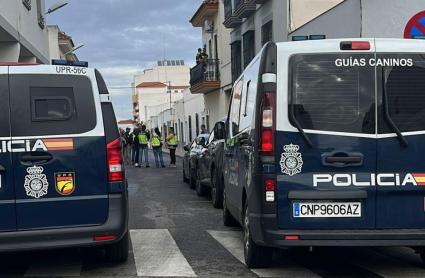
<box><xmin>276</xmin><ymin>38</ymin><xmax>425</xmax><ymax>53</ymax></box>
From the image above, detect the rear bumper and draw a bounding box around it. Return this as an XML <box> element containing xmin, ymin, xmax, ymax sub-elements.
<box><xmin>250</xmin><ymin>213</ymin><xmax>425</xmax><ymax>247</ymax></box>
<box><xmin>0</xmin><ymin>193</ymin><xmax>128</xmax><ymax>252</ymax></box>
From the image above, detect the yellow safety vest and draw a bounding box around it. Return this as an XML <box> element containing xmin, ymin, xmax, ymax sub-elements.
<box><xmin>138</xmin><ymin>132</ymin><xmax>148</xmax><ymax>145</ymax></box>
<box><xmin>151</xmin><ymin>136</ymin><xmax>161</xmax><ymax>147</ymax></box>
<box><xmin>167</xmin><ymin>134</ymin><xmax>178</xmax><ymax>146</ymax></box>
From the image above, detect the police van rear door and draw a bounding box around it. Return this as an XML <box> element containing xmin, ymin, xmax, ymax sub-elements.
<box><xmin>375</xmin><ymin>39</ymin><xmax>425</xmax><ymax>229</ymax></box>
<box><xmin>276</xmin><ymin>40</ymin><xmax>377</xmax><ymax>229</ymax></box>
<box><xmin>9</xmin><ymin>66</ymin><xmax>109</xmax><ymax>230</ymax></box>
<box><xmin>0</xmin><ymin>66</ymin><xmax>17</xmax><ymax>232</ymax></box>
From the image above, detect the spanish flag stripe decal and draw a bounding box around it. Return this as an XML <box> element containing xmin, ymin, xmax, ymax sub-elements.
<box><xmin>43</xmin><ymin>139</ymin><xmax>74</xmax><ymax>151</ymax></box>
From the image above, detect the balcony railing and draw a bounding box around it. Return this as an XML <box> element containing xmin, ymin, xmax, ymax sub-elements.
<box><xmin>248</xmin><ymin>0</ymin><xmax>268</xmax><ymax>4</ymax></box>
<box><xmin>223</xmin><ymin>0</ymin><xmax>242</xmax><ymax>28</ymax></box>
<box><xmin>22</xmin><ymin>0</ymin><xmax>31</xmax><ymax>10</ymax></box>
<box><xmin>234</xmin><ymin>0</ymin><xmax>257</xmax><ymax>18</ymax></box>
<box><xmin>190</xmin><ymin>59</ymin><xmax>220</xmax><ymax>94</ymax></box>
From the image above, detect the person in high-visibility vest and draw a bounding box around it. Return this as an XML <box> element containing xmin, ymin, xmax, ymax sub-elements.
<box><xmin>131</xmin><ymin>124</ymin><xmax>140</xmax><ymax>166</ymax></box>
<box><xmin>137</xmin><ymin>125</ymin><xmax>150</xmax><ymax>168</ymax></box>
<box><xmin>166</xmin><ymin>127</ymin><xmax>178</xmax><ymax>167</ymax></box>
<box><xmin>151</xmin><ymin>127</ymin><xmax>165</xmax><ymax>168</ymax></box>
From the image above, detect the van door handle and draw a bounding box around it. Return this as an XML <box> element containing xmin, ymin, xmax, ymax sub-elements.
<box><xmin>322</xmin><ymin>152</ymin><xmax>363</xmax><ymax>167</ymax></box>
<box><xmin>0</xmin><ymin>165</ymin><xmax>5</xmax><ymax>172</ymax></box>
<box><xmin>21</xmin><ymin>153</ymin><xmax>53</xmax><ymax>164</ymax></box>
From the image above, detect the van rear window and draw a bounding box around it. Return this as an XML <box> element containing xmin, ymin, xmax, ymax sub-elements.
<box><xmin>290</xmin><ymin>54</ymin><xmax>375</xmax><ymax>134</ymax></box>
<box><xmin>10</xmin><ymin>75</ymin><xmax>97</xmax><ymax>136</ymax></box>
<box><xmin>380</xmin><ymin>55</ymin><xmax>425</xmax><ymax>133</ymax></box>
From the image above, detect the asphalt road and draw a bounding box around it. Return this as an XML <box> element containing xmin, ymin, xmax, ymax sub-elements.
<box><xmin>1</xmin><ymin>153</ymin><xmax>425</xmax><ymax>277</ymax></box>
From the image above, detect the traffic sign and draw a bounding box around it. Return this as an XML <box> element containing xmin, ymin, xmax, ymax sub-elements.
<box><xmin>404</xmin><ymin>11</ymin><xmax>425</xmax><ymax>38</ymax></box>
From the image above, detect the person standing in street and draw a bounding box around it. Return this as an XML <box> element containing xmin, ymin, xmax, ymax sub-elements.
<box><xmin>200</xmin><ymin>124</ymin><xmax>208</xmax><ymax>135</ymax></box>
<box><xmin>138</xmin><ymin>125</ymin><xmax>150</xmax><ymax>168</ymax></box>
<box><xmin>132</xmin><ymin>124</ymin><xmax>141</xmax><ymax>166</ymax></box>
<box><xmin>151</xmin><ymin>127</ymin><xmax>165</xmax><ymax>168</ymax></box>
<box><xmin>123</xmin><ymin>127</ymin><xmax>132</xmax><ymax>164</ymax></box>
<box><xmin>166</xmin><ymin>127</ymin><xmax>178</xmax><ymax>168</ymax></box>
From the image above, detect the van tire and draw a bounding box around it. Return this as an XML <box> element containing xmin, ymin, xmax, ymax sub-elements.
<box><xmin>223</xmin><ymin>188</ymin><xmax>239</xmax><ymax>227</ymax></box>
<box><xmin>183</xmin><ymin>168</ymin><xmax>189</xmax><ymax>183</ymax></box>
<box><xmin>211</xmin><ymin>168</ymin><xmax>223</xmax><ymax>209</ymax></box>
<box><xmin>243</xmin><ymin>203</ymin><xmax>273</xmax><ymax>268</ymax></box>
<box><xmin>419</xmin><ymin>248</ymin><xmax>425</xmax><ymax>267</ymax></box>
<box><xmin>196</xmin><ymin>169</ymin><xmax>208</xmax><ymax>196</ymax></box>
<box><xmin>189</xmin><ymin>164</ymin><xmax>196</xmax><ymax>189</ymax></box>
<box><xmin>105</xmin><ymin>232</ymin><xmax>129</xmax><ymax>264</ymax></box>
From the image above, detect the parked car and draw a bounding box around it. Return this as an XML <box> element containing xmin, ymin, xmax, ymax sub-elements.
<box><xmin>196</xmin><ymin>120</ymin><xmax>226</xmax><ymax>207</ymax></box>
<box><xmin>222</xmin><ymin>39</ymin><xmax>425</xmax><ymax>268</ymax></box>
<box><xmin>182</xmin><ymin>134</ymin><xmax>209</xmax><ymax>189</ymax></box>
<box><xmin>0</xmin><ymin>60</ymin><xmax>128</xmax><ymax>263</ymax></box>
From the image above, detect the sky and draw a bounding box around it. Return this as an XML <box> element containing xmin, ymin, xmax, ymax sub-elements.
<box><xmin>45</xmin><ymin>0</ymin><xmax>202</xmax><ymax>120</ymax></box>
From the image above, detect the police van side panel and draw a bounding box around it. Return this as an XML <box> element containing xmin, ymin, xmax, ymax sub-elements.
<box><xmin>224</xmin><ymin>43</ymin><xmax>274</xmax><ymax>230</ymax></box>
<box><xmin>8</xmin><ymin>66</ymin><xmax>110</xmax><ymax>230</ymax></box>
<box><xmin>0</xmin><ymin>67</ymin><xmax>17</xmax><ymax>232</ymax></box>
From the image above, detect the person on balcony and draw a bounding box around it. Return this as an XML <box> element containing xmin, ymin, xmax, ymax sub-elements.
<box><xmin>196</xmin><ymin>48</ymin><xmax>203</xmax><ymax>64</ymax></box>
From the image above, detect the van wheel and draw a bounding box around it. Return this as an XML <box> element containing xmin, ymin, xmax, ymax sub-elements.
<box><xmin>211</xmin><ymin>168</ymin><xmax>223</xmax><ymax>209</ymax></box>
<box><xmin>419</xmin><ymin>248</ymin><xmax>425</xmax><ymax>267</ymax></box>
<box><xmin>243</xmin><ymin>203</ymin><xmax>273</xmax><ymax>268</ymax></box>
<box><xmin>105</xmin><ymin>232</ymin><xmax>129</xmax><ymax>264</ymax></box>
<box><xmin>196</xmin><ymin>170</ymin><xmax>208</xmax><ymax>196</ymax></box>
<box><xmin>189</xmin><ymin>164</ymin><xmax>196</xmax><ymax>189</ymax></box>
<box><xmin>223</xmin><ymin>188</ymin><xmax>239</xmax><ymax>227</ymax></box>
<box><xmin>183</xmin><ymin>168</ymin><xmax>189</xmax><ymax>183</ymax></box>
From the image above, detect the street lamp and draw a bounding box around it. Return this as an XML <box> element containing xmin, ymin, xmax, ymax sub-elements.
<box><xmin>46</xmin><ymin>1</ymin><xmax>68</xmax><ymax>15</ymax></box>
<box><xmin>64</xmin><ymin>44</ymin><xmax>85</xmax><ymax>56</ymax></box>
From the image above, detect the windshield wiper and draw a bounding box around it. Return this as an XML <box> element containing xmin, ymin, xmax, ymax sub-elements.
<box><xmin>289</xmin><ymin>100</ymin><xmax>313</xmax><ymax>148</ymax></box>
<box><xmin>382</xmin><ymin>70</ymin><xmax>408</xmax><ymax>147</ymax></box>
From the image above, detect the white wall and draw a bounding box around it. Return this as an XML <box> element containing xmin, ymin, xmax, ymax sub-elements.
<box><xmin>0</xmin><ymin>0</ymin><xmax>49</xmax><ymax>63</ymax></box>
<box><xmin>362</xmin><ymin>0</ymin><xmax>425</xmax><ymax>38</ymax></box>
<box><xmin>134</xmin><ymin>63</ymin><xmax>190</xmax><ymax>124</ymax></box>
<box><xmin>47</xmin><ymin>25</ymin><xmax>60</xmax><ymax>60</ymax></box>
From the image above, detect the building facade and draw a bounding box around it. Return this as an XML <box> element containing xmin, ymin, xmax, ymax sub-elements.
<box><xmin>224</xmin><ymin>0</ymin><xmax>425</xmax><ymax>82</ymax></box>
<box><xmin>47</xmin><ymin>25</ymin><xmax>78</xmax><ymax>62</ymax></box>
<box><xmin>0</xmin><ymin>0</ymin><xmax>49</xmax><ymax>63</ymax></box>
<box><xmin>132</xmin><ymin>60</ymin><xmax>190</xmax><ymax>126</ymax></box>
<box><xmin>190</xmin><ymin>0</ymin><xmax>233</xmax><ymax>131</ymax></box>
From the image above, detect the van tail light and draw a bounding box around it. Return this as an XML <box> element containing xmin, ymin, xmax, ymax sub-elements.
<box><xmin>107</xmin><ymin>138</ymin><xmax>124</xmax><ymax>182</ymax></box>
<box><xmin>264</xmin><ymin>179</ymin><xmax>276</xmax><ymax>202</ymax></box>
<box><xmin>260</xmin><ymin>92</ymin><xmax>276</xmax><ymax>155</ymax></box>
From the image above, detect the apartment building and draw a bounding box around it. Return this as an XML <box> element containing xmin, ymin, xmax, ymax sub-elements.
<box><xmin>189</xmin><ymin>0</ymin><xmax>232</xmax><ymax>131</ymax></box>
<box><xmin>132</xmin><ymin>60</ymin><xmax>190</xmax><ymax>127</ymax></box>
<box><xmin>224</xmin><ymin>0</ymin><xmax>425</xmax><ymax>82</ymax></box>
<box><xmin>47</xmin><ymin>25</ymin><xmax>78</xmax><ymax>62</ymax></box>
<box><xmin>0</xmin><ymin>0</ymin><xmax>49</xmax><ymax>63</ymax></box>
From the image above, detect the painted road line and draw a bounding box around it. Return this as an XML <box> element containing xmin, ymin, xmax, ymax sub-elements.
<box><xmin>24</xmin><ymin>250</ymin><xmax>82</xmax><ymax>277</ymax></box>
<box><xmin>130</xmin><ymin>229</ymin><xmax>197</xmax><ymax>277</ymax></box>
<box><xmin>207</xmin><ymin>230</ymin><xmax>319</xmax><ymax>278</ymax></box>
<box><xmin>350</xmin><ymin>248</ymin><xmax>425</xmax><ymax>278</ymax></box>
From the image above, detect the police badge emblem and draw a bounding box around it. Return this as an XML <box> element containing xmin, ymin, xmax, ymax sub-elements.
<box><xmin>24</xmin><ymin>165</ymin><xmax>48</xmax><ymax>198</ymax></box>
<box><xmin>280</xmin><ymin>144</ymin><xmax>303</xmax><ymax>176</ymax></box>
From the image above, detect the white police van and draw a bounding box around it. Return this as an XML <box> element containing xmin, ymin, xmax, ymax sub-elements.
<box><xmin>0</xmin><ymin>60</ymin><xmax>128</xmax><ymax>263</ymax></box>
<box><xmin>223</xmin><ymin>38</ymin><xmax>425</xmax><ymax>268</ymax></box>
